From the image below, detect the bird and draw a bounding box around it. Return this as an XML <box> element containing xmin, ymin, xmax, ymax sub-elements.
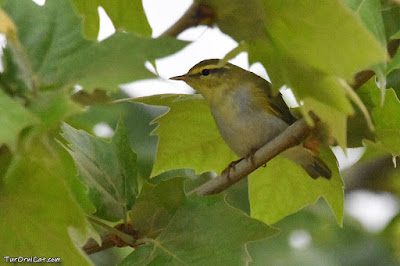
<box><xmin>170</xmin><ymin>59</ymin><xmax>331</xmax><ymax>179</ymax></box>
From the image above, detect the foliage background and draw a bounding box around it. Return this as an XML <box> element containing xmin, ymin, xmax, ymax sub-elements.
<box><xmin>1</xmin><ymin>0</ymin><xmax>400</xmax><ymax>265</ymax></box>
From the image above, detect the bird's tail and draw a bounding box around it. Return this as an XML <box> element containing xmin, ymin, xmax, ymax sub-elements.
<box><xmin>300</xmin><ymin>155</ymin><xmax>332</xmax><ymax>179</ymax></box>
<box><xmin>281</xmin><ymin>146</ymin><xmax>332</xmax><ymax>179</ymax></box>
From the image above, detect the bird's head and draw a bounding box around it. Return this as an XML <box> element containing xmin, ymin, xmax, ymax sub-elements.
<box><xmin>170</xmin><ymin>59</ymin><xmax>245</xmax><ymax>103</ymax></box>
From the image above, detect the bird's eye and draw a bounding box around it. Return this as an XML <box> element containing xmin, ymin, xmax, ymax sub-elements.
<box><xmin>201</xmin><ymin>69</ymin><xmax>210</xmax><ymax>76</ymax></box>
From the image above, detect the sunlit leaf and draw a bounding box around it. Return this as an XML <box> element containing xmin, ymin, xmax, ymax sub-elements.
<box><xmin>260</xmin><ymin>0</ymin><xmax>387</xmax><ymax>79</ymax></box>
<box><xmin>71</xmin><ymin>0</ymin><xmax>151</xmax><ymax>39</ymax></box>
<box><xmin>131</xmin><ymin>94</ymin><xmax>237</xmax><ymax>176</ymax></box>
<box><xmin>343</xmin><ymin>0</ymin><xmax>386</xmax><ymax>46</ymax></box>
<box><xmin>358</xmin><ymin>80</ymin><xmax>400</xmax><ymax>156</ymax></box>
<box><xmin>249</xmin><ymin>147</ymin><xmax>343</xmax><ymax>226</ymax></box>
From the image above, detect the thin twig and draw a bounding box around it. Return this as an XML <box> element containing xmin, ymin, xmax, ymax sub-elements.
<box><xmin>188</xmin><ymin>118</ymin><xmax>312</xmax><ymax>196</ymax></box>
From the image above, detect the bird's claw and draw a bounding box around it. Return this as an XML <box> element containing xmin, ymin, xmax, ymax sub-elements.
<box><xmin>222</xmin><ymin>158</ymin><xmax>244</xmax><ymax>181</ymax></box>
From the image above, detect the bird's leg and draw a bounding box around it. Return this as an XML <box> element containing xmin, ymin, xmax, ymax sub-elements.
<box><xmin>222</xmin><ymin>148</ymin><xmax>263</xmax><ymax>180</ymax></box>
<box><xmin>222</xmin><ymin>157</ymin><xmax>244</xmax><ymax>180</ymax></box>
<box><xmin>246</xmin><ymin>148</ymin><xmax>267</xmax><ymax>167</ymax></box>
<box><xmin>245</xmin><ymin>148</ymin><xmax>258</xmax><ymax>166</ymax></box>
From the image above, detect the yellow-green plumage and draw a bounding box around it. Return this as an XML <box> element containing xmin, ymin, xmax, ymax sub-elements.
<box><xmin>171</xmin><ymin>59</ymin><xmax>331</xmax><ymax>179</ymax></box>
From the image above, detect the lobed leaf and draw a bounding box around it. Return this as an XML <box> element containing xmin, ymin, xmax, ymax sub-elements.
<box><xmin>249</xmin><ymin>147</ymin><xmax>344</xmax><ymax>226</ymax></box>
<box><xmin>132</xmin><ymin>94</ymin><xmax>237</xmax><ymax>176</ymax></box>
<box><xmin>61</xmin><ymin>120</ymin><xmax>140</xmax><ymax>221</ymax></box>
<box><xmin>121</xmin><ymin>194</ymin><xmax>277</xmax><ymax>265</ymax></box>
<box><xmin>260</xmin><ymin>0</ymin><xmax>387</xmax><ymax>80</ymax></box>
<box><xmin>358</xmin><ymin>79</ymin><xmax>400</xmax><ymax>156</ymax></box>
<box><xmin>71</xmin><ymin>0</ymin><xmax>151</xmax><ymax>39</ymax></box>
<box><xmin>1</xmin><ymin>0</ymin><xmax>186</xmax><ymax>91</ymax></box>
<box><xmin>130</xmin><ymin>178</ymin><xmax>186</xmax><ymax>239</ymax></box>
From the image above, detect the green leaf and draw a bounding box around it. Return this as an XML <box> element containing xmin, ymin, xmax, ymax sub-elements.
<box><xmin>130</xmin><ymin>178</ymin><xmax>186</xmax><ymax>239</ymax></box>
<box><xmin>260</xmin><ymin>0</ymin><xmax>386</xmax><ymax>79</ymax></box>
<box><xmin>0</xmin><ymin>140</ymin><xmax>92</xmax><ymax>264</ymax></box>
<box><xmin>249</xmin><ymin>147</ymin><xmax>344</xmax><ymax>226</ymax></box>
<box><xmin>382</xmin><ymin>0</ymin><xmax>400</xmax><ymax>40</ymax></box>
<box><xmin>57</xmin><ymin>33</ymin><xmax>187</xmax><ymax>91</ymax></box>
<box><xmin>372</xmin><ymin>89</ymin><xmax>400</xmax><ymax>156</ymax></box>
<box><xmin>1</xmin><ymin>0</ymin><xmax>89</xmax><ymax>87</ymax></box>
<box><xmin>387</xmin><ymin>47</ymin><xmax>400</xmax><ymax>73</ymax></box>
<box><xmin>132</xmin><ymin>94</ymin><xmax>237</xmax><ymax>176</ymax></box>
<box><xmin>28</xmin><ymin>90</ymin><xmax>83</xmax><ymax>133</ymax></box>
<box><xmin>121</xmin><ymin>195</ymin><xmax>278</xmax><ymax>265</ymax></box>
<box><xmin>197</xmin><ymin>0</ymin><xmax>267</xmax><ymax>41</ymax></box>
<box><xmin>343</xmin><ymin>0</ymin><xmax>386</xmax><ymax>46</ymax></box>
<box><xmin>343</xmin><ymin>0</ymin><xmax>387</xmax><ymax>99</ymax></box>
<box><xmin>0</xmin><ymin>89</ymin><xmax>37</xmax><ymax>151</ymax></box>
<box><xmin>392</xmin><ymin>30</ymin><xmax>400</xmax><ymax>39</ymax></box>
<box><xmin>358</xmin><ymin>79</ymin><xmax>400</xmax><ymax>156</ymax></box>
<box><xmin>387</xmin><ymin>68</ymin><xmax>400</xmax><ymax>97</ymax></box>
<box><xmin>61</xmin><ymin>119</ymin><xmax>140</xmax><ymax>221</ymax></box>
<box><xmin>67</xmin><ymin>99</ymin><xmax>165</xmax><ymax>180</ymax></box>
<box><xmin>209</xmin><ymin>0</ymin><xmax>386</xmax><ymax>77</ymax></box>
<box><xmin>71</xmin><ymin>0</ymin><xmax>151</xmax><ymax>39</ymax></box>
<box><xmin>0</xmin><ymin>8</ymin><xmax>34</xmax><ymax>95</ymax></box>
<box><xmin>0</xmin><ymin>145</ymin><xmax>12</xmax><ymax>182</ymax></box>
<box><xmin>0</xmin><ymin>44</ymin><xmax>33</xmax><ymax>95</ymax></box>
<box><xmin>1</xmin><ymin>0</ymin><xmax>186</xmax><ymax>91</ymax></box>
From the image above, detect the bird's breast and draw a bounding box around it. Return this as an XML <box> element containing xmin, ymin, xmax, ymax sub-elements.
<box><xmin>210</xmin><ymin>88</ymin><xmax>288</xmax><ymax>157</ymax></box>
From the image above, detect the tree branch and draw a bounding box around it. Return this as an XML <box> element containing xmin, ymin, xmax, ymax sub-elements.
<box><xmin>159</xmin><ymin>3</ymin><xmax>215</xmax><ymax>38</ymax></box>
<box><xmin>188</xmin><ymin>118</ymin><xmax>312</xmax><ymax>196</ymax></box>
<box><xmin>82</xmin><ymin>231</ymin><xmax>116</xmax><ymax>255</ymax></box>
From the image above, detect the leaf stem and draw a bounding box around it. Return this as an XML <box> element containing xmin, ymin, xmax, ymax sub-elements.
<box><xmin>86</xmin><ymin>215</ymin><xmax>136</xmax><ymax>247</ymax></box>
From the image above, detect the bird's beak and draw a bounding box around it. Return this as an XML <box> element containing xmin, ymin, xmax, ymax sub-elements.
<box><xmin>170</xmin><ymin>74</ymin><xmax>188</xmax><ymax>81</ymax></box>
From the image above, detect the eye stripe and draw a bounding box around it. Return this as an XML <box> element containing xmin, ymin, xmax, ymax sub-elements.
<box><xmin>198</xmin><ymin>65</ymin><xmax>230</xmax><ymax>72</ymax></box>
<box><xmin>190</xmin><ymin>66</ymin><xmax>229</xmax><ymax>76</ymax></box>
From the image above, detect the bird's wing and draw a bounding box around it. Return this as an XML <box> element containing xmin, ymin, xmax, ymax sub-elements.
<box><xmin>269</xmin><ymin>93</ymin><xmax>297</xmax><ymax>125</ymax></box>
<box><xmin>256</xmin><ymin>77</ymin><xmax>297</xmax><ymax>125</ymax></box>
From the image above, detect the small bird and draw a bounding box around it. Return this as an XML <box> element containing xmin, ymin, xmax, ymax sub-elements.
<box><xmin>170</xmin><ymin>59</ymin><xmax>331</xmax><ymax>179</ymax></box>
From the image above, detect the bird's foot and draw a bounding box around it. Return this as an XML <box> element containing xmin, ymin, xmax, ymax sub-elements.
<box><xmin>222</xmin><ymin>157</ymin><xmax>244</xmax><ymax>181</ymax></box>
